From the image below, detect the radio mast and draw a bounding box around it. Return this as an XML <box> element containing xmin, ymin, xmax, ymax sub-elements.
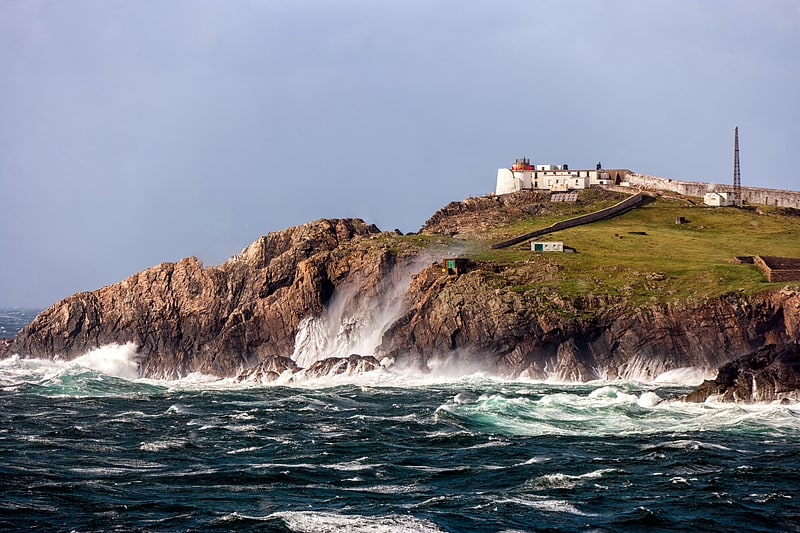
<box><xmin>733</xmin><ymin>127</ymin><xmax>742</xmax><ymax>207</ymax></box>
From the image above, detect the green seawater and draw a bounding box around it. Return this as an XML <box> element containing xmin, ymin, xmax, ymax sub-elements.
<box><xmin>2</xmin><ymin>309</ymin><xmax>799</xmax><ymax>532</ymax></box>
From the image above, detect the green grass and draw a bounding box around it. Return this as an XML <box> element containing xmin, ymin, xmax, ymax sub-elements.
<box><xmin>453</xmin><ymin>196</ymin><xmax>800</xmax><ymax>304</ymax></box>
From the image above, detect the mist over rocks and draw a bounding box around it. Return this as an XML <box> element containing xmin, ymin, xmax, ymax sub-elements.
<box><xmin>4</xmin><ymin>194</ymin><xmax>800</xmax><ymax>398</ymax></box>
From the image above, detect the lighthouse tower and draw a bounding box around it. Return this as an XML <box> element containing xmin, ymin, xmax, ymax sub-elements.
<box><xmin>495</xmin><ymin>157</ymin><xmax>534</xmax><ymax>194</ymax></box>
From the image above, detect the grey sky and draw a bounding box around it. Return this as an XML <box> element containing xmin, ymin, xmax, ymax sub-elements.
<box><xmin>1</xmin><ymin>0</ymin><xmax>798</xmax><ymax>308</ymax></box>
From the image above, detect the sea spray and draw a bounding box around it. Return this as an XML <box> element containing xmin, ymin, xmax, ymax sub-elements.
<box><xmin>292</xmin><ymin>253</ymin><xmax>442</xmax><ymax>368</ymax></box>
<box><xmin>71</xmin><ymin>342</ymin><xmax>140</xmax><ymax>380</ymax></box>
<box><xmin>2</xmin><ymin>352</ymin><xmax>800</xmax><ymax>531</ymax></box>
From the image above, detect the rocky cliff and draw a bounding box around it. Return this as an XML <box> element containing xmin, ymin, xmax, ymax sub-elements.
<box><xmin>4</xmin><ymin>193</ymin><xmax>800</xmax><ymax>396</ymax></box>
<box><xmin>683</xmin><ymin>343</ymin><xmax>800</xmax><ymax>403</ymax></box>
<box><xmin>378</xmin><ymin>267</ymin><xmax>800</xmax><ymax>381</ymax></box>
<box><xmin>4</xmin><ymin>218</ymin><xmax>418</xmax><ymax>379</ymax></box>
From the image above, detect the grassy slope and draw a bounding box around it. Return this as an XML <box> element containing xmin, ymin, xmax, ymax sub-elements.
<box><xmin>399</xmin><ymin>194</ymin><xmax>800</xmax><ymax>307</ymax></box>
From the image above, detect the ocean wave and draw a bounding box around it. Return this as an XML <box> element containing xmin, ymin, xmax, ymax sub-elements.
<box><xmin>266</xmin><ymin>510</ymin><xmax>447</xmax><ymax>533</ymax></box>
<box><xmin>495</xmin><ymin>495</ymin><xmax>598</xmax><ymax>517</ymax></box>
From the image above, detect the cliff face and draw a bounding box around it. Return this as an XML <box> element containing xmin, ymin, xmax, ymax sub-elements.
<box><xmin>379</xmin><ymin>267</ymin><xmax>800</xmax><ymax>381</ymax></box>
<box><xmin>7</xmin><ymin>218</ymin><xmax>407</xmax><ymax>378</ymax></box>
<box><xmin>5</xmin><ymin>198</ymin><xmax>800</xmax><ymax>392</ymax></box>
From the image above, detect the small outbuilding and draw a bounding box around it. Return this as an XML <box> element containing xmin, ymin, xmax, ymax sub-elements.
<box><xmin>704</xmin><ymin>192</ymin><xmax>734</xmax><ymax>207</ymax></box>
<box><xmin>442</xmin><ymin>258</ymin><xmax>470</xmax><ymax>276</ymax></box>
<box><xmin>532</xmin><ymin>241</ymin><xmax>564</xmax><ymax>252</ymax></box>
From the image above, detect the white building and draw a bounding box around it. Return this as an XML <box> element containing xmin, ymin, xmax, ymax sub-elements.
<box><xmin>704</xmin><ymin>191</ymin><xmax>734</xmax><ymax>207</ymax></box>
<box><xmin>495</xmin><ymin>158</ymin><xmax>611</xmax><ymax>195</ymax></box>
<box><xmin>531</xmin><ymin>241</ymin><xmax>564</xmax><ymax>252</ymax></box>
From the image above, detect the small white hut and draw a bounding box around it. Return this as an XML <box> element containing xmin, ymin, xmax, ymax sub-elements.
<box><xmin>704</xmin><ymin>192</ymin><xmax>734</xmax><ymax>207</ymax></box>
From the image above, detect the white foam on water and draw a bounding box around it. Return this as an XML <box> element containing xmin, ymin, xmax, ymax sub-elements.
<box><xmin>139</xmin><ymin>438</ymin><xmax>189</xmax><ymax>452</ymax></box>
<box><xmin>269</xmin><ymin>510</ymin><xmax>447</xmax><ymax>533</ymax></box>
<box><xmin>638</xmin><ymin>391</ymin><xmax>662</xmax><ymax>407</ymax></box>
<box><xmin>496</xmin><ymin>495</ymin><xmax>597</xmax><ymax>517</ymax></box>
<box><xmin>653</xmin><ymin>366</ymin><xmax>716</xmax><ymax>386</ymax></box>
<box><xmin>70</xmin><ymin>342</ymin><xmax>140</xmax><ymax>380</ymax></box>
<box><xmin>523</xmin><ymin>468</ymin><xmax>619</xmax><ymax>491</ymax></box>
<box><xmin>0</xmin><ymin>343</ymin><xmax>141</xmax><ymax>389</ymax></box>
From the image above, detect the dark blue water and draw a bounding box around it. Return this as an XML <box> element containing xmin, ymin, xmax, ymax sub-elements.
<box><xmin>2</xmin><ymin>310</ymin><xmax>800</xmax><ymax>532</ymax></box>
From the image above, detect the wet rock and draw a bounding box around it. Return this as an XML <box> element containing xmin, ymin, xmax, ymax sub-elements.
<box><xmin>7</xmin><ymin>219</ymin><xmax>390</xmax><ymax>378</ymax></box>
<box><xmin>684</xmin><ymin>344</ymin><xmax>800</xmax><ymax>403</ymax></box>
<box><xmin>303</xmin><ymin>354</ymin><xmax>382</xmax><ymax>377</ymax></box>
<box><xmin>235</xmin><ymin>356</ymin><xmax>299</xmax><ymax>383</ymax></box>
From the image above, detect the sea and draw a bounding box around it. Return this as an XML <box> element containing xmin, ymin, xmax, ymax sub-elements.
<box><xmin>1</xmin><ymin>307</ymin><xmax>800</xmax><ymax>532</ymax></box>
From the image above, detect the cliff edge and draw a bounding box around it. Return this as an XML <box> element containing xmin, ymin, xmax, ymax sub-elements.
<box><xmin>4</xmin><ymin>190</ymin><xmax>800</xmax><ymax>396</ymax></box>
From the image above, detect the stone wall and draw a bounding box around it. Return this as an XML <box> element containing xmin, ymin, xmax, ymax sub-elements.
<box><xmin>491</xmin><ymin>192</ymin><xmax>644</xmax><ymax>249</ymax></box>
<box><xmin>625</xmin><ymin>173</ymin><xmax>800</xmax><ymax>208</ymax></box>
<box><xmin>754</xmin><ymin>256</ymin><xmax>800</xmax><ymax>283</ymax></box>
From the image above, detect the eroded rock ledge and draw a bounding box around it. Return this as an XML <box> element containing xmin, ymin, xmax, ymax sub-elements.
<box><xmin>3</xmin><ymin>210</ymin><xmax>800</xmax><ymax>393</ymax></box>
<box><xmin>4</xmin><ymin>218</ymin><xmax>397</xmax><ymax>378</ymax></box>
<box><xmin>684</xmin><ymin>343</ymin><xmax>800</xmax><ymax>403</ymax></box>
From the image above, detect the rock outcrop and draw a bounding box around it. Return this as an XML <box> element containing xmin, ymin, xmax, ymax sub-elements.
<box><xmin>684</xmin><ymin>343</ymin><xmax>800</xmax><ymax>403</ymax></box>
<box><xmin>6</xmin><ymin>218</ymin><xmax>408</xmax><ymax>379</ymax></box>
<box><xmin>4</xmin><ymin>192</ymin><xmax>800</xmax><ymax>393</ymax></box>
<box><xmin>379</xmin><ymin>267</ymin><xmax>800</xmax><ymax>381</ymax></box>
<box><xmin>421</xmin><ymin>188</ymin><xmax>625</xmax><ymax>238</ymax></box>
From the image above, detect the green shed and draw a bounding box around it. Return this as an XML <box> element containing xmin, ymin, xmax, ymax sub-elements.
<box><xmin>442</xmin><ymin>258</ymin><xmax>469</xmax><ymax>276</ymax></box>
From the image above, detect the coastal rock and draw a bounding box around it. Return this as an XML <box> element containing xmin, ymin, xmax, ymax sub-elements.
<box><xmin>378</xmin><ymin>265</ymin><xmax>800</xmax><ymax>381</ymax></box>
<box><xmin>0</xmin><ymin>338</ymin><xmax>11</xmax><ymax>358</ymax></box>
<box><xmin>302</xmin><ymin>354</ymin><xmax>382</xmax><ymax>378</ymax></box>
<box><xmin>683</xmin><ymin>344</ymin><xmax>800</xmax><ymax>403</ymax></box>
<box><xmin>235</xmin><ymin>356</ymin><xmax>299</xmax><ymax>383</ymax></box>
<box><xmin>6</xmin><ymin>218</ymin><xmax>396</xmax><ymax>378</ymax></box>
<box><xmin>5</xmin><ymin>198</ymin><xmax>800</xmax><ymax>390</ymax></box>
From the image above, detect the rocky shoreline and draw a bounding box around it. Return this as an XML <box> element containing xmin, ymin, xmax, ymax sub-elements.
<box><xmin>683</xmin><ymin>343</ymin><xmax>800</xmax><ymax>403</ymax></box>
<box><xmin>3</xmin><ymin>194</ymin><xmax>800</xmax><ymax>402</ymax></box>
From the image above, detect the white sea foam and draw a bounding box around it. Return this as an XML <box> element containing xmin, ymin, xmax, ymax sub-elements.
<box><xmin>70</xmin><ymin>342</ymin><xmax>140</xmax><ymax>379</ymax></box>
<box><xmin>268</xmin><ymin>510</ymin><xmax>447</xmax><ymax>532</ymax></box>
<box><xmin>638</xmin><ymin>391</ymin><xmax>662</xmax><ymax>407</ymax></box>
<box><xmin>291</xmin><ymin>253</ymin><xmax>443</xmax><ymax>368</ymax></box>
<box><xmin>139</xmin><ymin>439</ymin><xmax>189</xmax><ymax>452</ymax></box>
<box><xmin>523</xmin><ymin>469</ymin><xmax>618</xmax><ymax>491</ymax></box>
<box><xmin>496</xmin><ymin>496</ymin><xmax>597</xmax><ymax>516</ymax></box>
<box><xmin>653</xmin><ymin>366</ymin><xmax>715</xmax><ymax>385</ymax></box>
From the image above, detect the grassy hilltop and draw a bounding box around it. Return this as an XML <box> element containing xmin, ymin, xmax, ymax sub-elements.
<box><xmin>399</xmin><ymin>190</ymin><xmax>800</xmax><ymax>307</ymax></box>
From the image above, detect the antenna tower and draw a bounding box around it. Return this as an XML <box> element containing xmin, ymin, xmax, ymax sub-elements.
<box><xmin>733</xmin><ymin>126</ymin><xmax>741</xmax><ymax>207</ymax></box>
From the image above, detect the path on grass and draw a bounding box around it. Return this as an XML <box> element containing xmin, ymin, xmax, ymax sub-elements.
<box><xmin>490</xmin><ymin>191</ymin><xmax>645</xmax><ymax>249</ymax></box>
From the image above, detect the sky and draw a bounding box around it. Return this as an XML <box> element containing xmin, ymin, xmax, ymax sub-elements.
<box><xmin>1</xmin><ymin>0</ymin><xmax>799</xmax><ymax>308</ymax></box>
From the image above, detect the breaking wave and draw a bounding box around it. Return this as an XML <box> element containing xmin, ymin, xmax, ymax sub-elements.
<box><xmin>291</xmin><ymin>254</ymin><xmax>441</xmax><ymax>368</ymax></box>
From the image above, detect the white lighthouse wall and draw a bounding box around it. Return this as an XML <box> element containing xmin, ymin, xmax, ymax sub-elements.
<box><xmin>513</xmin><ymin>170</ymin><xmax>532</xmax><ymax>190</ymax></box>
<box><xmin>495</xmin><ymin>168</ymin><xmax>517</xmax><ymax>195</ymax></box>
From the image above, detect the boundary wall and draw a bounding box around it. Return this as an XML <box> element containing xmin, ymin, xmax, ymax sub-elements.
<box><xmin>754</xmin><ymin>256</ymin><xmax>800</xmax><ymax>283</ymax></box>
<box><xmin>491</xmin><ymin>192</ymin><xmax>644</xmax><ymax>249</ymax></box>
<box><xmin>625</xmin><ymin>174</ymin><xmax>800</xmax><ymax>208</ymax></box>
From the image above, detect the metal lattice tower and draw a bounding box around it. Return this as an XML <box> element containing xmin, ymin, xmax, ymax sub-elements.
<box><xmin>733</xmin><ymin>126</ymin><xmax>742</xmax><ymax>207</ymax></box>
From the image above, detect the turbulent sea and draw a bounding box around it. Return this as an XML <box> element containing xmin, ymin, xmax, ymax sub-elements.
<box><xmin>2</xmin><ymin>309</ymin><xmax>800</xmax><ymax>532</ymax></box>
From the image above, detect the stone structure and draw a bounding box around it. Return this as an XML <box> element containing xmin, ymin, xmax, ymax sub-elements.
<box><xmin>531</xmin><ymin>241</ymin><xmax>564</xmax><ymax>252</ymax></box>
<box><xmin>495</xmin><ymin>158</ymin><xmax>617</xmax><ymax>195</ymax></box>
<box><xmin>704</xmin><ymin>191</ymin><xmax>734</xmax><ymax>207</ymax></box>
<box><xmin>754</xmin><ymin>256</ymin><xmax>800</xmax><ymax>282</ymax></box>
<box><xmin>624</xmin><ymin>173</ymin><xmax>800</xmax><ymax>208</ymax></box>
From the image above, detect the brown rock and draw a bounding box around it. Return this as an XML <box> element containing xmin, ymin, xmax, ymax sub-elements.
<box><xmin>684</xmin><ymin>344</ymin><xmax>800</xmax><ymax>403</ymax></box>
<box><xmin>7</xmin><ymin>218</ymin><xmax>392</xmax><ymax>378</ymax></box>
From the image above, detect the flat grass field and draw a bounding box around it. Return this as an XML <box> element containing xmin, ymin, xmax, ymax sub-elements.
<box><xmin>466</xmin><ymin>196</ymin><xmax>800</xmax><ymax>304</ymax></box>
